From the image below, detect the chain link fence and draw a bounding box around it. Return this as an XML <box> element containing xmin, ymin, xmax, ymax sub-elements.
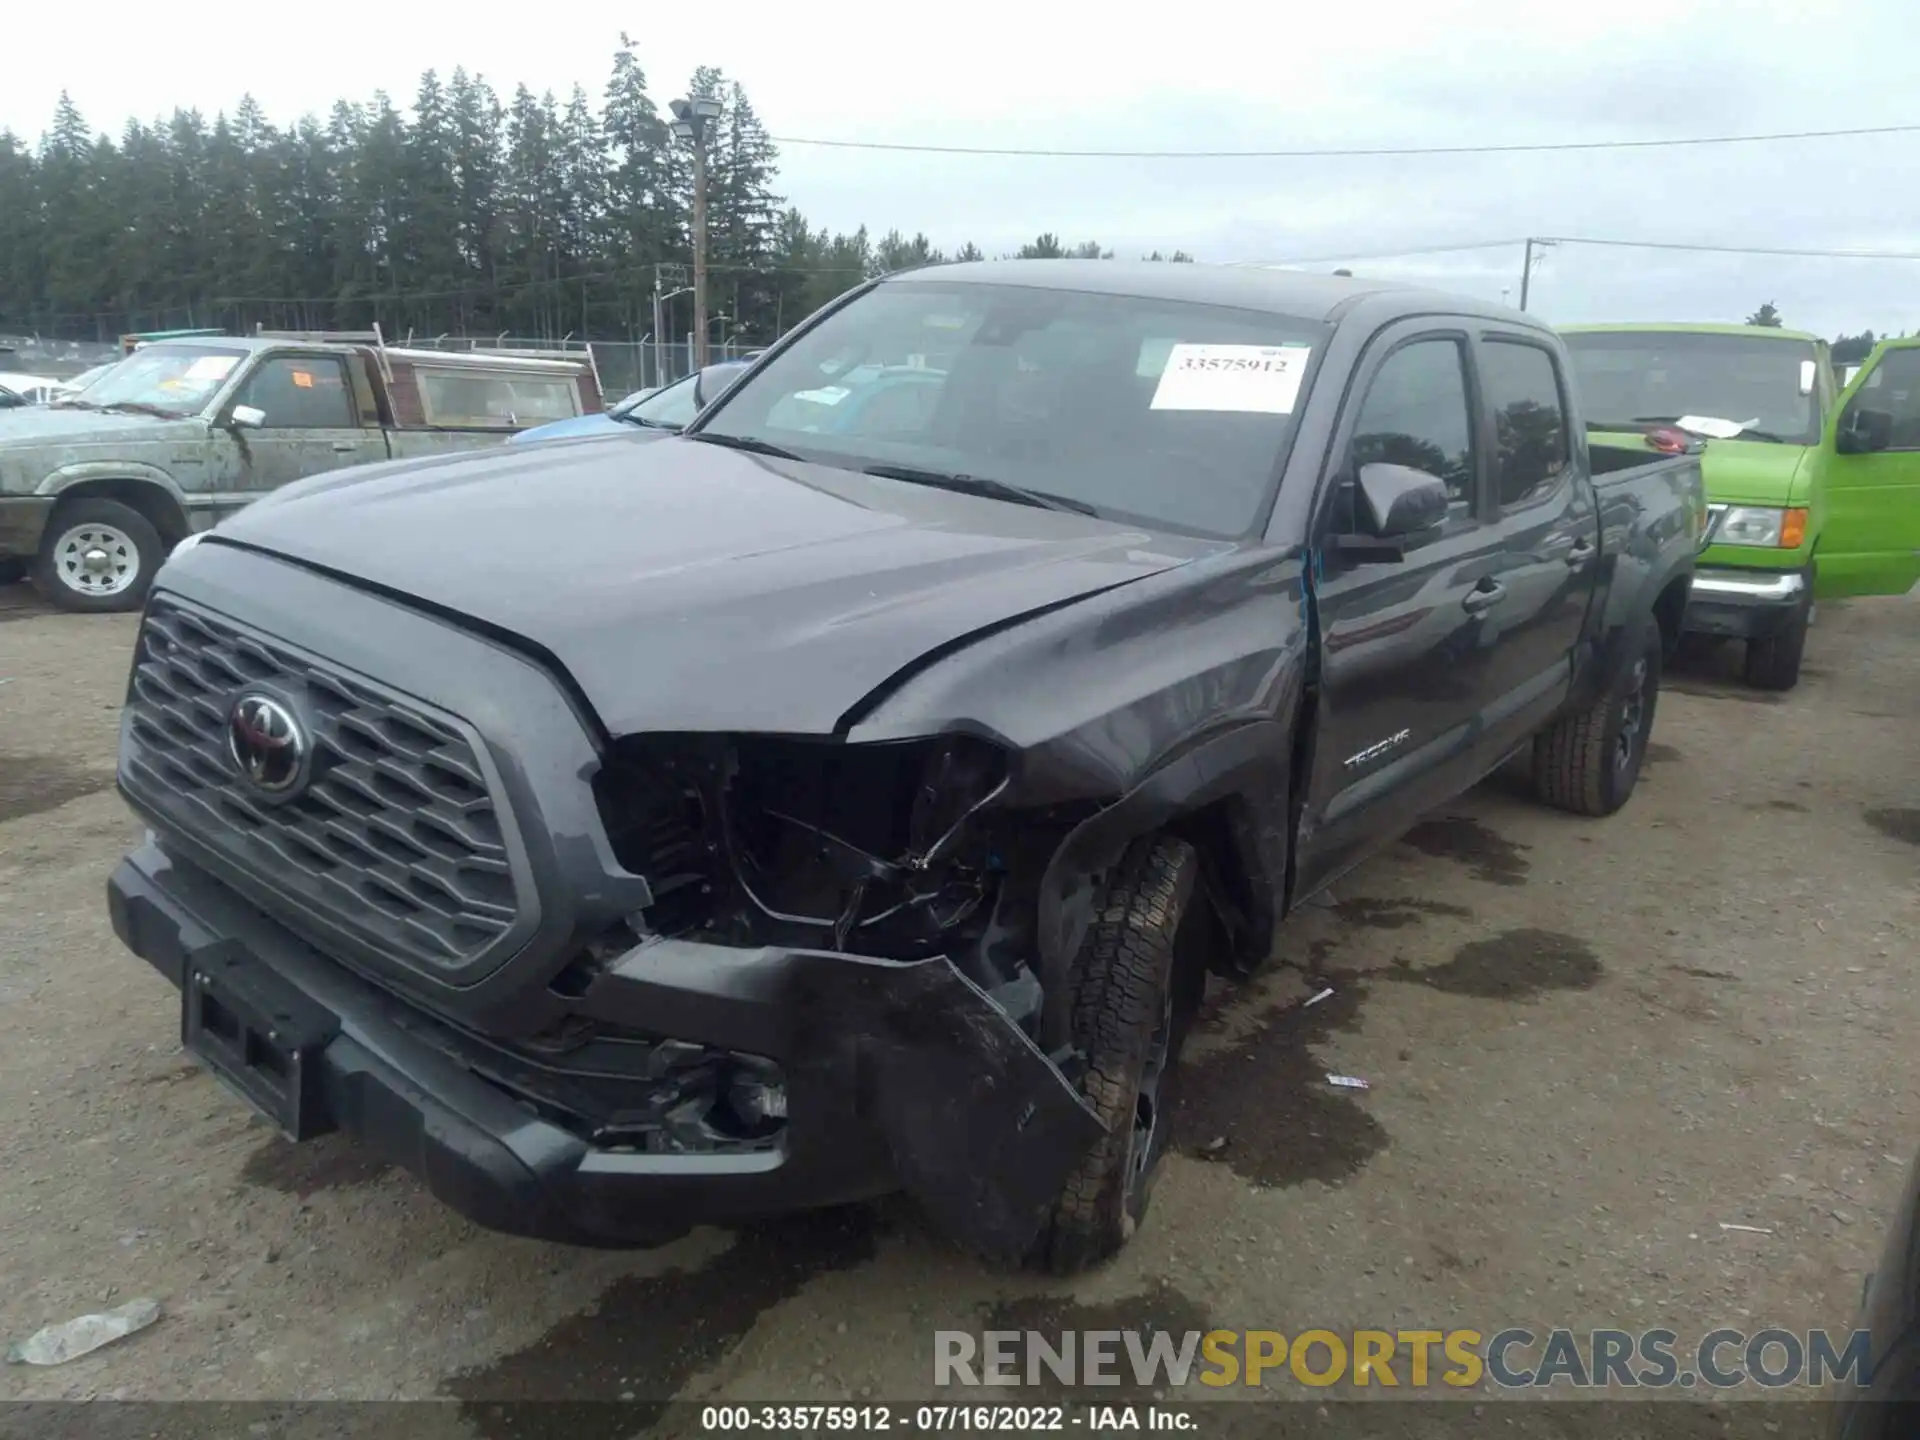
<box><xmin>0</xmin><ymin>334</ymin><xmax>119</xmax><ymax>380</ymax></box>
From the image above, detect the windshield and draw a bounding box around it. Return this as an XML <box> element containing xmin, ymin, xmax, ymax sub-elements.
<box><xmin>62</xmin><ymin>362</ymin><xmax>114</xmax><ymax>393</ymax></box>
<box><xmin>1564</xmin><ymin>330</ymin><xmax>1822</xmax><ymax>445</ymax></box>
<box><xmin>696</xmin><ymin>280</ymin><xmax>1326</xmax><ymax>537</ymax></box>
<box><xmin>57</xmin><ymin>344</ymin><xmax>249</xmax><ymax>417</ymax></box>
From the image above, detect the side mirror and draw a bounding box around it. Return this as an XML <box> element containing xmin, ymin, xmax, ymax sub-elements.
<box><xmin>228</xmin><ymin>404</ymin><xmax>266</xmax><ymax>431</ymax></box>
<box><xmin>1329</xmin><ymin>463</ymin><xmax>1450</xmax><ymax>563</ymax></box>
<box><xmin>1837</xmin><ymin>406</ymin><xmax>1892</xmax><ymax>455</ymax></box>
<box><xmin>1358</xmin><ymin>462</ymin><xmax>1450</xmax><ymax>535</ymax></box>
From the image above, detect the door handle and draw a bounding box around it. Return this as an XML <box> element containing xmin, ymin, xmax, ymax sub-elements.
<box><xmin>329</xmin><ymin>441</ymin><xmax>358</xmax><ymax>453</ymax></box>
<box><xmin>1462</xmin><ymin>580</ymin><xmax>1509</xmax><ymax>614</ymax></box>
<box><xmin>1565</xmin><ymin>539</ymin><xmax>1597</xmax><ymax>565</ymax></box>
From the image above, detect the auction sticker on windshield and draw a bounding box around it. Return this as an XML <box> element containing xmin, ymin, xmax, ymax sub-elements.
<box><xmin>184</xmin><ymin>355</ymin><xmax>238</xmax><ymax>382</ymax></box>
<box><xmin>1150</xmin><ymin>343</ymin><xmax>1311</xmax><ymax>414</ymax></box>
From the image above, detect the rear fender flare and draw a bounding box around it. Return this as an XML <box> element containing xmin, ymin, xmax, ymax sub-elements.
<box><xmin>1576</xmin><ymin>549</ymin><xmax>1697</xmax><ymax>711</ymax></box>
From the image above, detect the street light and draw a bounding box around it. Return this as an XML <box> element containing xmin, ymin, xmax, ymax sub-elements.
<box><xmin>670</xmin><ymin>95</ymin><xmax>725</xmax><ymax>369</ymax></box>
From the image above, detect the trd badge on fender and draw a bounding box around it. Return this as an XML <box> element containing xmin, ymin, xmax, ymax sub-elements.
<box><xmin>227</xmin><ymin>694</ymin><xmax>308</xmax><ymax>794</ymax></box>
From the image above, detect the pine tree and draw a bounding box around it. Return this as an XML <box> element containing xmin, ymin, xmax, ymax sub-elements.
<box><xmin>402</xmin><ymin>71</ymin><xmax>465</xmax><ymax>330</ymax></box>
<box><xmin>602</xmin><ymin>33</ymin><xmax>675</xmax><ymax>322</ymax></box>
<box><xmin>872</xmin><ymin>230</ymin><xmax>944</xmax><ymax>276</ymax></box>
<box><xmin>446</xmin><ymin>69</ymin><xmax>504</xmax><ymax>329</ymax></box>
<box><xmin>0</xmin><ymin>64</ymin><xmax>1214</xmax><ymax>347</ymax></box>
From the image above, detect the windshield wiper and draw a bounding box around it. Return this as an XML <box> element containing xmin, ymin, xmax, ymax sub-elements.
<box><xmin>98</xmin><ymin>401</ymin><xmax>182</xmax><ymax>419</ymax></box>
<box><xmin>1627</xmin><ymin>414</ymin><xmax>1793</xmax><ymax>444</ymax></box>
<box><xmin>615</xmin><ymin>413</ymin><xmax>675</xmax><ymax>430</ymax></box>
<box><xmin>860</xmin><ymin>463</ymin><xmax>1101</xmax><ymax>517</ymax></box>
<box><xmin>686</xmin><ymin>431</ymin><xmax>804</xmax><ymax>460</ymax></box>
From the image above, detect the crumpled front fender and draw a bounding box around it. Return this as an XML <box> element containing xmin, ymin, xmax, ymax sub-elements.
<box><xmin>788</xmin><ymin>952</ymin><xmax>1106</xmax><ymax>1258</ymax></box>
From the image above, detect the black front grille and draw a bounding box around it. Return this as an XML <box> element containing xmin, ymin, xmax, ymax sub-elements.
<box><xmin>123</xmin><ymin>597</ymin><xmax>524</xmax><ymax>975</ymax></box>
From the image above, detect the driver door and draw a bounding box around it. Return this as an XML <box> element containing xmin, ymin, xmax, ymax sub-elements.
<box><xmin>1820</xmin><ymin>339</ymin><xmax>1920</xmax><ymax>598</ymax></box>
<box><xmin>222</xmin><ymin>354</ymin><xmax>389</xmax><ymax>496</ymax></box>
<box><xmin>1292</xmin><ymin>323</ymin><xmax>1512</xmax><ymax>897</ymax></box>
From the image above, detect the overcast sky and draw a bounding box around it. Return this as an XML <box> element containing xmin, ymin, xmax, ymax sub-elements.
<box><xmin>8</xmin><ymin>0</ymin><xmax>1918</xmax><ymax>337</ymax></box>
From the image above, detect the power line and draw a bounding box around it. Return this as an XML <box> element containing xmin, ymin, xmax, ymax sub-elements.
<box><xmin>1239</xmin><ymin>235</ymin><xmax>1920</xmax><ymax>267</ymax></box>
<box><xmin>1234</xmin><ymin>238</ymin><xmax>1528</xmax><ymax>266</ymax></box>
<box><xmin>36</xmin><ymin>233</ymin><xmax>1920</xmax><ymax>327</ymax></box>
<box><xmin>1543</xmin><ymin>235</ymin><xmax>1920</xmax><ymax>261</ymax></box>
<box><xmin>767</xmin><ymin>121</ymin><xmax>1920</xmax><ymax>160</ymax></box>
<box><xmin>199</xmin><ymin>259</ymin><xmax>874</xmax><ymax>306</ymax></box>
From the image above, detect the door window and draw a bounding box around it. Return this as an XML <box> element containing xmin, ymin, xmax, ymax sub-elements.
<box><xmin>1349</xmin><ymin>339</ymin><xmax>1477</xmax><ymax>512</ymax></box>
<box><xmin>233</xmin><ymin>357</ymin><xmax>356</xmax><ymax>428</ymax></box>
<box><xmin>1851</xmin><ymin>349</ymin><xmax>1920</xmax><ymax>449</ymax></box>
<box><xmin>1479</xmin><ymin>339</ymin><xmax>1569</xmax><ymax>508</ymax></box>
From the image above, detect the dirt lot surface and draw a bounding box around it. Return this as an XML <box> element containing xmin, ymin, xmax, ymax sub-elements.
<box><xmin>1</xmin><ymin>578</ymin><xmax>1916</xmax><ymax>1427</ymax></box>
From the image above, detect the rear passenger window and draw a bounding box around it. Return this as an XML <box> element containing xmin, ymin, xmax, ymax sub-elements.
<box><xmin>1481</xmin><ymin>340</ymin><xmax>1569</xmax><ymax>507</ymax></box>
<box><xmin>1349</xmin><ymin>339</ymin><xmax>1476</xmax><ymax>511</ymax></box>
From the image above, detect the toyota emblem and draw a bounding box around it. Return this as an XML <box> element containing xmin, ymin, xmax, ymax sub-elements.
<box><xmin>227</xmin><ymin>694</ymin><xmax>308</xmax><ymax>795</ymax></box>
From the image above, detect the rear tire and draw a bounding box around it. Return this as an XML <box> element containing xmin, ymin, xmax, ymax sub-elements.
<box><xmin>1743</xmin><ymin>607</ymin><xmax>1809</xmax><ymax>691</ymax></box>
<box><xmin>31</xmin><ymin>498</ymin><xmax>162</xmax><ymax>614</ymax></box>
<box><xmin>1533</xmin><ymin>625</ymin><xmax>1663</xmax><ymax>817</ymax></box>
<box><xmin>1036</xmin><ymin>834</ymin><xmax>1200</xmax><ymax>1275</ymax></box>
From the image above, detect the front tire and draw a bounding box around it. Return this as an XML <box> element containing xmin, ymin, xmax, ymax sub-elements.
<box><xmin>1743</xmin><ymin>606</ymin><xmax>1809</xmax><ymax>691</ymax></box>
<box><xmin>1036</xmin><ymin>834</ymin><xmax>1200</xmax><ymax>1275</ymax></box>
<box><xmin>32</xmin><ymin>499</ymin><xmax>162</xmax><ymax>613</ymax></box>
<box><xmin>1533</xmin><ymin>625</ymin><xmax>1663</xmax><ymax>817</ymax></box>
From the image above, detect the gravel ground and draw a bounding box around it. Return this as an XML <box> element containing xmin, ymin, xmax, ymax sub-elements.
<box><xmin>1</xmin><ymin>578</ymin><xmax>1915</xmax><ymax>1427</ymax></box>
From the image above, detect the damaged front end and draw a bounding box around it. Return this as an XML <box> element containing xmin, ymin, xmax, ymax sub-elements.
<box><xmin>568</xmin><ymin>731</ymin><xmax>1107</xmax><ymax>1257</ymax></box>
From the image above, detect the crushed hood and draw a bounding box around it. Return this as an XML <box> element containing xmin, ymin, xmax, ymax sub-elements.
<box><xmin>210</xmin><ymin>433</ymin><xmax>1223</xmax><ymax>735</ymax></box>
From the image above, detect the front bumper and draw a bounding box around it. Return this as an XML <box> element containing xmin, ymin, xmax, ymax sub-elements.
<box><xmin>0</xmin><ymin>495</ymin><xmax>54</xmax><ymax>560</ymax></box>
<box><xmin>109</xmin><ymin>840</ymin><xmax>1103</xmax><ymax>1255</ymax></box>
<box><xmin>1682</xmin><ymin>565</ymin><xmax>1811</xmax><ymax>640</ymax></box>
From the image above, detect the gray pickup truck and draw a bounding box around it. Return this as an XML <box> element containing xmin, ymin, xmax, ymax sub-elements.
<box><xmin>109</xmin><ymin>263</ymin><xmax>1705</xmax><ymax>1271</ymax></box>
<box><xmin>0</xmin><ymin>333</ymin><xmax>602</xmax><ymax>611</ymax></box>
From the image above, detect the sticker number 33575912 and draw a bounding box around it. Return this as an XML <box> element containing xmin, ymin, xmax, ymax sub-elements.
<box><xmin>1149</xmin><ymin>342</ymin><xmax>1312</xmax><ymax>415</ymax></box>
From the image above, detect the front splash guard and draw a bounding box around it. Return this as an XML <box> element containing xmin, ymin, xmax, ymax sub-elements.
<box><xmin>787</xmin><ymin>952</ymin><xmax>1106</xmax><ymax>1259</ymax></box>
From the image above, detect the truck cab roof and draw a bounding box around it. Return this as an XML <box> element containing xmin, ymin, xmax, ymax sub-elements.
<box><xmin>881</xmin><ymin>258</ymin><xmax>1542</xmax><ymax>329</ymax></box>
<box><xmin>1561</xmin><ymin>321</ymin><xmax>1826</xmax><ymax>345</ymax></box>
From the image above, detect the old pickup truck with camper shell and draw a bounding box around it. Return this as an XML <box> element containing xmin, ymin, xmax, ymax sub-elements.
<box><xmin>109</xmin><ymin>261</ymin><xmax>1704</xmax><ymax>1272</ymax></box>
<box><xmin>1562</xmin><ymin>322</ymin><xmax>1920</xmax><ymax>689</ymax></box>
<box><xmin>0</xmin><ymin>330</ymin><xmax>602</xmax><ymax>611</ymax></box>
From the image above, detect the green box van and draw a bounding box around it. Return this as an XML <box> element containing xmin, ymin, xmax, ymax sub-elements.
<box><xmin>1563</xmin><ymin>323</ymin><xmax>1920</xmax><ymax>689</ymax></box>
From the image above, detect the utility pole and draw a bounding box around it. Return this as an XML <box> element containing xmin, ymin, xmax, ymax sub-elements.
<box><xmin>1518</xmin><ymin>238</ymin><xmax>1557</xmax><ymax>312</ymax></box>
<box><xmin>651</xmin><ymin>263</ymin><xmax>691</xmax><ymax>387</ymax></box>
<box><xmin>670</xmin><ymin>94</ymin><xmax>725</xmax><ymax>370</ymax></box>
